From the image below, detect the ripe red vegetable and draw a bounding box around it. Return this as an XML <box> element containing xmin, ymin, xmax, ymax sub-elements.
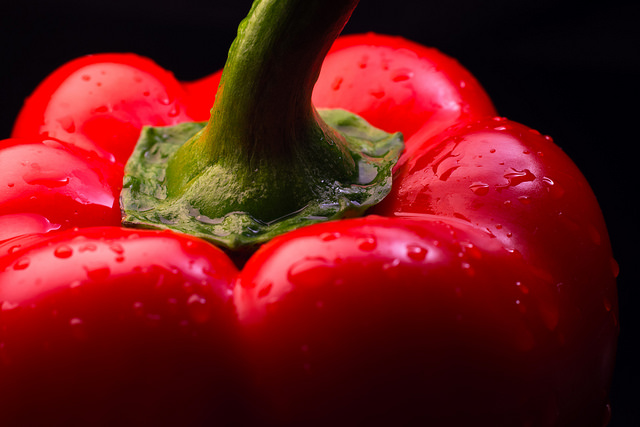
<box><xmin>0</xmin><ymin>0</ymin><xmax>617</xmax><ymax>425</ymax></box>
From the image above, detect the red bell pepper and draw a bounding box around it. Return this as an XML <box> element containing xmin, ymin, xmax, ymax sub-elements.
<box><xmin>0</xmin><ymin>0</ymin><xmax>617</xmax><ymax>426</ymax></box>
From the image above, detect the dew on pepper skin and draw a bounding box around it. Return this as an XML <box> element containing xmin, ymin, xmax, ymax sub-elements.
<box><xmin>369</xmin><ymin>87</ymin><xmax>385</xmax><ymax>99</ymax></box>
<box><xmin>500</xmin><ymin>169</ymin><xmax>536</xmax><ymax>188</ymax></box>
<box><xmin>109</xmin><ymin>243</ymin><xmax>124</xmax><ymax>254</ymax></box>
<box><xmin>69</xmin><ymin>317</ymin><xmax>87</xmax><ymax>340</ymax></box>
<box><xmin>382</xmin><ymin>258</ymin><xmax>402</xmax><ymax>279</ymax></box>
<box><xmin>331</xmin><ymin>76</ymin><xmax>343</xmax><ymax>91</ymax></box>
<box><xmin>391</xmin><ymin>68</ymin><xmax>413</xmax><ymax>82</ymax></box>
<box><xmin>85</xmin><ymin>264</ymin><xmax>110</xmax><ymax>281</ymax></box>
<box><xmin>515</xmin><ymin>281</ymin><xmax>530</xmax><ymax>295</ymax></box>
<box><xmin>1</xmin><ymin>301</ymin><xmax>19</xmax><ymax>311</ymax></box>
<box><xmin>357</xmin><ymin>237</ymin><xmax>377</xmax><ymax>251</ymax></box>
<box><xmin>168</xmin><ymin>105</ymin><xmax>180</xmax><ymax>118</ymax></box>
<box><xmin>611</xmin><ymin>258</ymin><xmax>620</xmax><ymax>278</ymax></box>
<box><xmin>287</xmin><ymin>257</ymin><xmax>334</xmax><ymax>287</ymax></box>
<box><xmin>187</xmin><ymin>294</ymin><xmax>210</xmax><ymax>323</ymax></box>
<box><xmin>133</xmin><ymin>302</ymin><xmax>145</xmax><ymax>317</ymax></box>
<box><xmin>469</xmin><ymin>182</ymin><xmax>490</xmax><ymax>196</ymax></box>
<box><xmin>258</xmin><ymin>283</ymin><xmax>273</xmax><ymax>298</ymax></box>
<box><xmin>53</xmin><ymin>245</ymin><xmax>73</xmax><ymax>259</ymax></box>
<box><xmin>13</xmin><ymin>258</ymin><xmax>30</xmax><ymax>270</ymax></box>
<box><xmin>320</xmin><ymin>232</ymin><xmax>340</xmax><ymax>241</ymax></box>
<box><xmin>78</xmin><ymin>243</ymin><xmax>98</xmax><ymax>253</ymax></box>
<box><xmin>460</xmin><ymin>262</ymin><xmax>475</xmax><ymax>277</ymax></box>
<box><xmin>406</xmin><ymin>244</ymin><xmax>428</xmax><ymax>261</ymax></box>
<box><xmin>542</xmin><ymin>176</ymin><xmax>565</xmax><ymax>199</ymax></box>
<box><xmin>57</xmin><ymin>115</ymin><xmax>76</xmax><ymax>133</ymax></box>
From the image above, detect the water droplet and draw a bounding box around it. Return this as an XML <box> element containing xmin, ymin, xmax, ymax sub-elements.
<box><xmin>187</xmin><ymin>294</ymin><xmax>210</xmax><ymax>323</ymax></box>
<box><xmin>358</xmin><ymin>56</ymin><xmax>368</xmax><ymax>68</ymax></box>
<box><xmin>469</xmin><ymin>182</ymin><xmax>490</xmax><ymax>196</ymax></box>
<box><xmin>258</xmin><ymin>283</ymin><xmax>273</xmax><ymax>298</ymax></box>
<box><xmin>517</xmin><ymin>196</ymin><xmax>532</xmax><ymax>205</ymax></box>
<box><xmin>1</xmin><ymin>301</ymin><xmax>18</xmax><ymax>311</ymax></box>
<box><xmin>79</xmin><ymin>243</ymin><xmax>97</xmax><ymax>252</ymax></box>
<box><xmin>500</xmin><ymin>168</ymin><xmax>536</xmax><ymax>189</ymax></box>
<box><xmin>81</xmin><ymin>75</ymin><xmax>91</xmax><ymax>81</ymax></box>
<box><xmin>516</xmin><ymin>281</ymin><xmax>530</xmax><ymax>294</ymax></box>
<box><xmin>94</xmin><ymin>105</ymin><xmax>109</xmax><ymax>113</ymax></box>
<box><xmin>13</xmin><ymin>258</ymin><xmax>29</xmax><ymax>270</ymax></box>
<box><xmin>331</xmin><ymin>76</ymin><xmax>343</xmax><ymax>91</ymax></box>
<box><xmin>157</xmin><ymin>94</ymin><xmax>172</xmax><ymax>105</ymax></box>
<box><xmin>382</xmin><ymin>258</ymin><xmax>401</xmax><ymax>279</ymax></box>
<box><xmin>320</xmin><ymin>232</ymin><xmax>340</xmax><ymax>241</ymax></box>
<box><xmin>54</xmin><ymin>245</ymin><xmax>73</xmax><ymax>259</ymax></box>
<box><xmin>358</xmin><ymin>237</ymin><xmax>377</xmax><ymax>251</ymax></box>
<box><xmin>391</xmin><ymin>68</ymin><xmax>413</xmax><ymax>82</ymax></box>
<box><xmin>461</xmin><ymin>262</ymin><xmax>475</xmax><ymax>277</ymax></box>
<box><xmin>85</xmin><ymin>264</ymin><xmax>110</xmax><ymax>281</ymax></box>
<box><xmin>611</xmin><ymin>258</ymin><xmax>620</xmax><ymax>278</ymax></box>
<box><xmin>23</xmin><ymin>168</ymin><xmax>70</xmax><ymax>187</ymax></box>
<box><xmin>133</xmin><ymin>301</ymin><xmax>145</xmax><ymax>316</ymax></box>
<box><xmin>462</xmin><ymin>242</ymin><xmax>482</xmax><ymax>260</ymax></box>
<box><xmin>489</xmin><ymin>148</ymin><xmax>496</xmax><ymax>153</ymax></box>
<box><xmin>369</xmin><ymin>87</ymin><xmax>385</xmax><ymax>99</ymax></box>
<box><xmin>168</xmin><ymin>104</ymin><xmax>180</xmax><ymax>117</ymax></box>
<box><xmin>459</xmin><ymin>80</ymin><xmax>466</xmax><ymax>88</ymax></box>
<box><xmin>70</xmin><ymin>317</ymin><xmax>87</xmax><ymax>340</ymax></box>
<box><xmin>7</xmin><ymin>182</ymin><xmax>14</xmax><ymax>188</ymax></box>
<box><xmin>406</xmin><ymin>244</ymin><xmax>427</xmax><ymax>261</ymax></box>
<box><xmin>602</xmin><ymin>403</ymin><xmax>612</xmax><ymax>427</ymax></box>
<box><xmin>287</xmin><ymin>257</ymin><xmax>334</xmax><ymax>288</ymax></box>
<box><xmin>109</xmin><ymin>243</ymin><xmax>124</xmax><ymax>254</ymax></box>
<box><xmin>56</xmin><ymin>115</ymin><xmax>76</xmax><ymax>133</ymax></box>
<box><xmin>542</xmin><ymin>177</ymin><xmax>565</xmax><ymax>199</ymax></box>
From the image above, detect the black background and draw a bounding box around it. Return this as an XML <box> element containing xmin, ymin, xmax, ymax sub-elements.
<box><xmin>1</xmin><ymin>0</ymin><xmax>638</xmax><ymax>425</ymax></box>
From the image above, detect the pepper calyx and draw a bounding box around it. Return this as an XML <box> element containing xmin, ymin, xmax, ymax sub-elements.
<box><xmin>121</xmin><ymin>109</ymin><xmax>403</xmax><ymax>250</ymax></box>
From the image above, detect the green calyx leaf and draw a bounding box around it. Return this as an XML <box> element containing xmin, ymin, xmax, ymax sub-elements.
<box><xmin>121</xmin><ymin>109</ymin><xmax>403</xmax><ymax>250</ymax></box>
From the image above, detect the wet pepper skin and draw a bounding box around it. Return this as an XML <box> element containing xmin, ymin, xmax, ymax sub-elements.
<box><xmin>0</xmin><ymin>33</ymin><xmax>617</xmax><ymax>426</ymax></box>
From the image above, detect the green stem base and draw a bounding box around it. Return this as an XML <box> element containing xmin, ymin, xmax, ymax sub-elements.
<box><xmin>121</xmin><ymin>109</ymin><xmax>402</xmax><ymax>250</ymax></box>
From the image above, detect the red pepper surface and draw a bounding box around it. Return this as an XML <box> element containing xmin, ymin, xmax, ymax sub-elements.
<box><xmin>0</xmin><ymin>0</ymin><xmax>617</xmax><ymax>426</ymax></box>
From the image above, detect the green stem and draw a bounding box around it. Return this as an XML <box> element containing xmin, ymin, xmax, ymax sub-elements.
<box><xmin>121</xmin><ymin>0</ymin><xmax>403</xmax><ymax>250</ymax></box>
<box><xmin>165</xmin><ymin>0</ymin><xmax>360</xmax><ymax>222</ymax></box>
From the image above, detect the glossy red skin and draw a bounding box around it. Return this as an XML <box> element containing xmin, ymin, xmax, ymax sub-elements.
<box><xmin>235</xmin><ymin>215</ymin><xmax>603</xmax><ymax>426</ymax></box>
<box><xmin>373</xmin><ymin>118</ymin><xmax>619</xmax><ymax>425</ymax></box>
<box><xmin>11</xmin><ymin>54</ymin><xmax>195</xmax><ymax>165</ymax></box>
<box><xmin>313</xmin><ymin>33</ymin><xmax>497</xmax><ymax>148</ymax></box>
<box><xmin>0</xmin><ymin>138</ymin><xmax>122</xmax><ymax>240</ymax></box>
<box><xmin>0</xmin><ymin>227</ymin><xmax>244</xmax><ymax>427</ymax></box>
<box><xmin>2</xmin><ymin>34</ymin><xmax>617</xmax><ymax>426</ymax></box>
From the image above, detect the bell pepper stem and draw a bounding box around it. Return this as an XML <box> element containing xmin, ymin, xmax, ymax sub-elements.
<box><xmin>165</xmin><ymin>0</ymin><xmax>360</xmax><ymax>220</ymax></box>
<box><xmin>122</xmin><ymin>0</ymin><xmax>403</xmax><ymax>250</ymax></box>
